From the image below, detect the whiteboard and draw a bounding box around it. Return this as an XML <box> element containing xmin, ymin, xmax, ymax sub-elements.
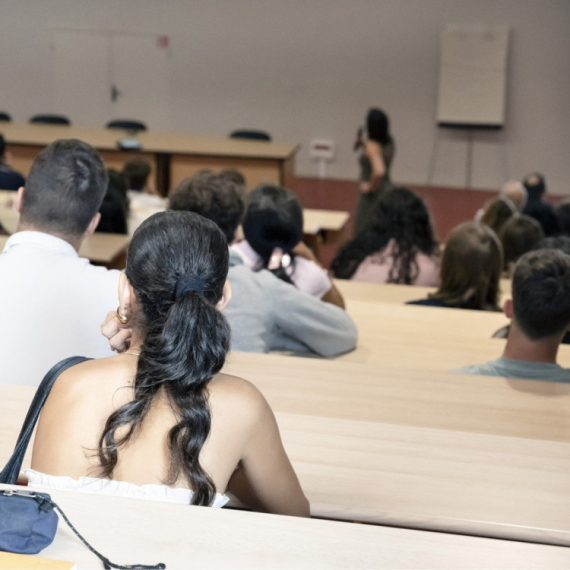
<box><xmin>437</xmin><ymin>26</ymin><xmax>510</xmax><ymax>128</ymax></box>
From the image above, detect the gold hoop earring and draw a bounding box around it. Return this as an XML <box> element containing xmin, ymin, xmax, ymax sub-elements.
<box><xmin>116</xmin><ymin>306</ymin><xmax>129</xmax><ymax>325</ymax></box>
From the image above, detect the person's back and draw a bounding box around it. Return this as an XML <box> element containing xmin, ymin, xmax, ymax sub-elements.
<box><xmin>333</xmin><ymin>187</ymin><xmax>439</xmax><ymax>287</ymax></box>
<box><xmin>522</xmin><ymin>173</ymin><xmax>560</xmax><ymax>237</ymax></box>
<box><xmin>30</xmin><ymin>211</ymin><xmax>309</xmax><ymax>515</ymax></box>
<box><xmin>453</xmin><ymin>249</ymin><xmax>570</xmax><ymax>383</ymax></box>
<box><xmin>169</xmin><ymin>174</ymin><xmax>358</xmax><ymax>357</ymax></box>
<box><xmin>0</xmin><ymin>140</ymin><xmax>119</xmax><ymax>386</ymax></box>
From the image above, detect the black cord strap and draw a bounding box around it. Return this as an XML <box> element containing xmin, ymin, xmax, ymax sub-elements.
<box><xmin>44</xmin><ymin>497</ymin><xmax>165</xmax><ymax>570</ymax></box>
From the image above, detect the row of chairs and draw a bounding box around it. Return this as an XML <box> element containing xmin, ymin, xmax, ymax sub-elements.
<box><xmin>0</xmin><ymin>111</ymin><xmax>272</xmax><ymax>140</ymax></box>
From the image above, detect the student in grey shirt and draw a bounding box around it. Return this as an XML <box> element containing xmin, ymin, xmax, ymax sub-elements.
<box><xmin>453</xmin><ymin>249</ymin><xmax>570</xmax><ymax>383</ymax></box>
<box><xmin>168</xmin><ymin>173</ymin><xmax>358</xmax><ymax>357</ymax></box>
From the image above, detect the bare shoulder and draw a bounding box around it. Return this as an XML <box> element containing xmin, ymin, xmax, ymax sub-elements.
<box><xmin>46</xmin><ymin>355</ymin><xmax>134</xmax><ymax>409</ymax></box>
<box><xmin>208</xmin><ymin>373</ymin><xmax>272</xmax><ymax>426</ymax></box>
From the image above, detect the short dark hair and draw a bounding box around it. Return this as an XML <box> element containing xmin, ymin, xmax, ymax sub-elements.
<box><xmin>535</xmin><ymin>235</ymin><xmax>570</xmax><ymax>256</ymax></box>
<box><xmin>0</xmin><ymin>134</ymin><xmax>6</xmax><ymax>158</ymax></box>
<box><xmin>20</xmin><ymin>139</ymin><xmax>107</xmax><ymax>237</ymax></box>
<box><xmin>219</xmin><ymin>169</ymin><xmax>246</xmax><ymax>198</ymax></box>
<box><xmin>500</xmin><ymin>215</ymin><xmax>544</xmax><ymax>271</ymax></box>
<box><xmin>123</xmin><ymin>157</ymin><xmax>151</xmax><ymax>191</ymax></box>
<box><xmin>512</xmin><ymin>249</ymin><xmax>570</xmax><ymax>339</ymax></box>
<box><xmin>169</xmin><ymin>172</ymin><xmax>244</xmax><ymax>243</ymax></box>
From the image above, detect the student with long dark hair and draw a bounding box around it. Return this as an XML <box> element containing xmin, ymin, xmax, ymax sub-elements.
<box><xmin>28</xmin><ymin>211</ymin><xmax>309</xmax><ymax>515</ymax></box>
<box><xmin>231</xmin><ymin>184</ymin><xmax>345</xmax><ymax>306</ymax></box>
<box><xmin>332</xmin><ymin>187</ymin><xmax>439</xmax><ymax>285</ymax></box>
<box><xmin>353</xmin><ymin>108</ymin><xmax>395</xmax><ymax>234</ymax></box>
<box><xmin>408</xmin><ymin>222</ymin><xmax>502</xmax><ymax>311</ymax></box>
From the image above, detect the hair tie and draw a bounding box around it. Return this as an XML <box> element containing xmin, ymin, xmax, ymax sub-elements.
<box><xmin>175</xmin><ymin>275</ymin><xmax>205</xmax><ymax>299</ymax></box>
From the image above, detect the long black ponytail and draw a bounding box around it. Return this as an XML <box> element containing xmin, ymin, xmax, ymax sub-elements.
<box><xmin>97</xmin><ymin>210</ymin><xmax>231</xmax><ymax>506</ymax></box>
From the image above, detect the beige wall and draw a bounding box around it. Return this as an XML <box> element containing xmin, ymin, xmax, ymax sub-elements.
<box><xmin>0</xmin><ymin>0</ymin><xmax>569</xmax><ymax>193</ymax></box>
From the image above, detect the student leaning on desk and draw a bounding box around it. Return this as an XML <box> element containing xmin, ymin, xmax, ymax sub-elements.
<box><xmin>28</xmin><ymin>211</ymin><xmax>309</xmax><ymax>515</ymax></box>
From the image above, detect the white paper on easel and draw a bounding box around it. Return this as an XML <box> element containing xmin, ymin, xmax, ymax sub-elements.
<box><xmin>437</xmin><ymin>26</ymin><xmax>510</xmax><ymax>127</ymax></box>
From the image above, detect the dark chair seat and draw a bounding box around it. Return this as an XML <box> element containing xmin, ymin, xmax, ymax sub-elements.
<box><xmin>0</xmin><ymin>112</ymin><xmax>11</xmax><ymax>122</ymax></box>
<box><xmin>30</xmin><ymin>114</ymin><xmax>71</xmax><ymax>126</ymax></box>
<box><xmin>106</xmin><ymin>120</ymin><xmax>147</xmax><ymax>132</ymax></box>
<box><xmin>230</xmin><ymin>130</ymin><xmax>272</xmax><ymax>142</ymax></box>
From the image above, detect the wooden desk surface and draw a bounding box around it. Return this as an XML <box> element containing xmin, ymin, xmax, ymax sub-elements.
<box><xmin>0</xmin><ymin>232</ymin><xmax>129</xmax><ymax>264</ymax></box>
<box><xmin>2</xmin><ymin>485</ymin><xmax>568</xmax><ymax>569</ymax></box>
<box><xmin>303</xmin><ymin>209</ymin><xmax>349</xmax><ymax>234</ymax></box>
<box><xmin>335</xmin><ymin>278</ymin><xmax>513</xmax><ymax>306</ymax></box>
<box><xmin>2</xmin><ymin>366</ymin><xmax>569</xmax><ymax>547</ymax></box>
<box><xmin>1</xmin><ymin>122</ymin><xmax>298</xmax><ymax>160</ymax></box>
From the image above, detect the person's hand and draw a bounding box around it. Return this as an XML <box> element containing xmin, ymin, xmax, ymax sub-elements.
<box><xmin>360</xmin><ymin>181</ymin><xmax>371</xmax><ymax>194</ymax></box>
<box><xmin>101</xmin><ymin>310</ymin><xmax>132</xmax><ymax>353</ymax></box>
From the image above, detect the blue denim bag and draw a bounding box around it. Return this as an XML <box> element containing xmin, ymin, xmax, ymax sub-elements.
<box><xmin>0</xmin><ymin>356</ymin><xmax>165</xmax><ymax>570</ymax></box>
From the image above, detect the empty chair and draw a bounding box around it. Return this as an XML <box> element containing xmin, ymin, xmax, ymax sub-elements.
<box><xmin>106</xmin><ymin>119</ymin><xmax>147</xmax><ymax>132</ymax></box>
<box><xmin>0</xmin><ymin>112</ymin><xmax>11</xmax><ymax>122</ymax></box>
<box><xmin>30</xmin><ymin>114</ymin><xmax>71</xmax><ymax>126</ymax></box>
<box><xmin>230</xmin><ymin>129</ymin><xmax>272</xmax><ymax>142</ymax></box>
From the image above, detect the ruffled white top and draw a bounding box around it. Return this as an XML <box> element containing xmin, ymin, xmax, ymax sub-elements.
<box><xmin>25</xmin><ymin>469</ymin><xmax>230</xmax><ymax>508</ymax></box>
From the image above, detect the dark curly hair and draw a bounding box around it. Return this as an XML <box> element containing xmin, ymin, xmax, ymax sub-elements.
<box><xmin>97</xmin><ymin>210</ymin><xmax>231</xmax><ymax>506</ymax></box>
<box><xmin>169</xmin><ymin>172</ymin><xmax>244</xmax><ymax>243</ymax></box>
<box><xmin>331</xmin><ymin>187</ymin><xmax>438</xmax><ymax>283</ymax></box>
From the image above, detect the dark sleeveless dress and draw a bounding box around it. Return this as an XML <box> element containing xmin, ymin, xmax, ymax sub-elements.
<box><xmin>353</xmin><ymin>139</ymin><xmax>395</xmax><ymax>236</ymax></box>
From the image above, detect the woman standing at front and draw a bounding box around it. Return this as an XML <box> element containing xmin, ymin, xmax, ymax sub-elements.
<box><xmin>353</xmin><ymin>108</ymin><xmax>395</xmax><ymax>235</ymax></box>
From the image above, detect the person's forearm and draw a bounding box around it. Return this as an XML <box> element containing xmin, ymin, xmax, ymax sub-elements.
<box><xmin>322</xmin><ymin>282</ymin><xmax>345</xmax><ymax>309</ymax></box>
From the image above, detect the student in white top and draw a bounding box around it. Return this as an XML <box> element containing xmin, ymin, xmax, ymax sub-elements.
<box><xmin>0</xmin><ymin>139</ymin><xmax>120</xmax><ymax>387</ymax></box>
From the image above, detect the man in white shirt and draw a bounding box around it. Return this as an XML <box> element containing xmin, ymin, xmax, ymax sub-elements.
<box><xmin>0</xmin><ymin>139</ymin><xmax>120</xmax><ymax>386</ymax></box>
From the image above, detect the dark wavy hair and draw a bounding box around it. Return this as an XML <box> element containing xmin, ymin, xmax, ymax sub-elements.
<box><xmin>331</xmin><ymin>187</ymin><xmax>438</xmax><ymax>283</ymax></box>
<box><xmin>242</xmin><ymin>184</ymin><xmax>303</xmax><ymax>285</ymax></box>
<box><xmin>97</xmin><ymin>210</ymin><xmax>231</xmax><ymax>506</ymax></box>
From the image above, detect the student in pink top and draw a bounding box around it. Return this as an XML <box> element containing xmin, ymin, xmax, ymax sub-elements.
<box><xmin>331</xmin><ymin>187</ymin><xmax>439</xmax><ymax>285</ymax></box>
<box><xmin>230</xmin><ymin>184</ymin><xmax>345</xmax><ymax>308</ymax></box>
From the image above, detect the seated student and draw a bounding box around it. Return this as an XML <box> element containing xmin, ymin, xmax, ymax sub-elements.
<box><xmin>522</xmin><ymin>173</ymin><xmax>560</xmax><ymax>237</ymax></box>
<box><xmin>0</xmin><ymin>139</ymin><xmax>120</xmax><ymax>387</ymax></box>
<box><xmin>556</xmin><ymin>201</ymin><xmax>570</xmax><ymax>237</ymax></box>
<box><xmin>96</xmin><ymin>169</ymin><xmax>129</xmax><ymax>235</ymax></box>
<box><xmin>332</xmin><ymin>187</ymin><xmax>439</xmax><ymax>286</ymax></box>
<box><xmin>156</xmin><ymin>173</ymin><xmax>357</xmax><ymax>357</ymax></box>
<box><xmin>232</xmin><ymin>184</ymin><xmax>345</xmax><ymax>307</ymax></box>
<box><xmin>123</xmin><ymin>156</ymin><xmax>165</xmax><ymax>209</ymax></box>
<box><xmin>493</xmin><ymin>236</ymin><xmax>570</xmax><ymax>344</ymax></box>
<box><xmin>0</xmin><ymin>134</ymin><xmax>25</xmax><ymax>190</ymax></box>
<box><xmin>28</xmin><ymin>211</ymin><xmax>310</xmax><ymax>515</ymax></box>
<box><xmin>453</xmin><ymin>249</ymin><xmax>570</xmax><ymax>383</ymax></box>
<box><xmin>480</xmin><ymin>196</ymin><xmax>517</xmax><ymax>237</ymax></box>
<box><xmin>500</xmin><ymin>214</ymin><xmax>544</xmax><ymax>274</ymax></box>
<box><xmin>408</xmin><ymin>222</ymin><xmax>502</xmax><ymax>311</ymax></box>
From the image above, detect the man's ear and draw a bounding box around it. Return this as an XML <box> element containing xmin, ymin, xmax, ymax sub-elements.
<box><xmin>503</xmin><ymin>299</ymin><xmax>514</xmax><ymax>319</ymax></box>
<box><xmin>85</xmin><ymin>212</ymin><xmax>101</xmax><ymax>237</ymax></box>
<box><xmin>216</xmin><ymin>280</ymin><xmax>233</xmax><ymax>311</ymax></box>
<box><xmin>15</xmin><ymin>187</ymin><xmax>25</xmax><ymax>213</ymax></box>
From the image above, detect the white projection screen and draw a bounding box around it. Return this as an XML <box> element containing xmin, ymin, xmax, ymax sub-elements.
<box><xmin>437</xmin><ymin>26</ymin><xmax>510</xmax><ymax>129</ymax></box>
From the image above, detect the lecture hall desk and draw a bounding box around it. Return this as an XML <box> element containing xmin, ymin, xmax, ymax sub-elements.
<box><xmin>0</xmin><ymin>122</ymin><xmax>299</xmax><ymax>194</ymax></box>
<box><xmin>2</xmin><ymin>362</ymin><xmax>569</xmax><ymax>548</ymax></box>
<box><xmin>1</xmin><ymin>485</ymin><xmax>568</xmax><ymax>569</ymax></box>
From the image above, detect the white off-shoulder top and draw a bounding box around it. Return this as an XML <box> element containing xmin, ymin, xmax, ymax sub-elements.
<box><xmin>25</xmin><ymin>469</ymin><xmax>230</xmax><ymax>508</ymax></box>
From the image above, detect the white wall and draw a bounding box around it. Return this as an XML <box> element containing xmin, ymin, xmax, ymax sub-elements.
<box><xmin>0</xmin><ymin>0</ymin><xmax>569</xmax><ymax>193</ymax></box>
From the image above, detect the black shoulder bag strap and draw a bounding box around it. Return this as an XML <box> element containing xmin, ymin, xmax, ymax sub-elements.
<box><xmin>0</xmin><ymin>356</ymin><xmax>89</xmax><ymax>485</ymax></box>
<box><xmin>0</xmin><ymin>356</ymin><xmax>166</xmax><ymax>570</ymax></box>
